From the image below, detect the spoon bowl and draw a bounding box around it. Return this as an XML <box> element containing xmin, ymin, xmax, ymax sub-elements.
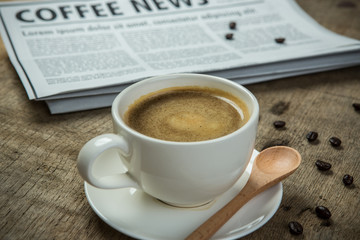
<box><xmin>255</xmin><ymin>146</ymin><xmax>301</xmax><ymax>175</ymax></box>
<box><xmin>186</xmin><ymin>146</ymin><xmax>301</xmax><ymax>240</ymax></box>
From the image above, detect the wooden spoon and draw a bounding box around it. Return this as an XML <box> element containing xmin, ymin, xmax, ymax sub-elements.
<box><xmin>186</xmin><ymin>146</ymin><xmax>301</xmax><ymax>240</ymax></box>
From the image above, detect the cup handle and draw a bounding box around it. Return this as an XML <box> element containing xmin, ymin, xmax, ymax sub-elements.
<box><xmin>77</xmin><ymin>133</ymin><xmax>139</xmax><ymax>189</ymax></box>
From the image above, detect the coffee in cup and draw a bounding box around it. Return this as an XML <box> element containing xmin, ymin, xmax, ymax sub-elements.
<box><xmin>124</xmin><ymin>86</ymin><xmax>250</xmax><ymax>142</ymax></box>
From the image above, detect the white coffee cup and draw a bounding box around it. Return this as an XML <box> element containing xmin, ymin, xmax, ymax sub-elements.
<box><xmin>77</xmin><ymin>73</ymin><xmax>259</xmax><ymax>207</ymax></box>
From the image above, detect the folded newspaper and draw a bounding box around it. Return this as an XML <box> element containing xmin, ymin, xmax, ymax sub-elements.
<box><xmin>1</xmin><ymin>0</ymin><xmax>360</xmax><ymax>114</ymax></box>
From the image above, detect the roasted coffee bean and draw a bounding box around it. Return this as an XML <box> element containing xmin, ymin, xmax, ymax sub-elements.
<box><xmin>273</xmin><ymin>120</ymin><xmax>286</xmax><ymax>128</ymax></box>
<box><xmin>288</xmin><ymin>221</ymin><xmax>303</xmax><ymax>235</ymax></box>
<box><xmin>329</xmin><ymin>137</ymin><xmax>341</xmax><ymax>147</ymax></box>
<box><xmin>315</xmin><ymin>206</ymin><xmax>332</xmax><ymax>219</ymax></box>
<box><xmin>225</xmin><ymin>33</ymin><xmax>233</xmax><ymax>40</ymax></box>
<box><xmin>275</xmin><ymin>37</ymin><xmax>286</xmax><ymax>43</ymax></box>
<box><xmin>229</xmin><ymin>21</ymin><xmax>236</xmax><ymax>29</ymax></box>
<box><xmin>343</xmin><ymin>174</ymin><xmax>354</xmax><ymax>186</ymax></box>
<box><xmin>315</xmin><ymin>160</ymin><xmax>332</xmax><ymax>171</ymax></box>
<box><xmin>353</xmin><ymin>103</ymin><xmax>360</xmax><ymax>111</ymax></box>
<box><xmin>306</xmin><ymin>131</ymin><xmax>318</xmax><ymax>142</ymax></box>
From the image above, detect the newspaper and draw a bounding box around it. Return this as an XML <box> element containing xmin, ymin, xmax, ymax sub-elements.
<box><xmin>1</xmin><ymin>0</ymin><xmax>360</xmax><ymax>113</ymax></box>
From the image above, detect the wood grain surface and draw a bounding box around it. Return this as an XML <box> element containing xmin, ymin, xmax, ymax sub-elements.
<box><xmin>1</xmin><ymin>0</ymin><xmax>359</xmax><ymax>239</ymax></box>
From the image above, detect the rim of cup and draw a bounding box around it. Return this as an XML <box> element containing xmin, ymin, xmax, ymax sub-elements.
<box><xmin>112</xmin><ymin>73</ymin><xmax>259</xmax><ymax>145</ymax></box>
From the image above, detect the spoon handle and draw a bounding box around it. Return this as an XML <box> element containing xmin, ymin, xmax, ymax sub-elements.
<box><xmin>185</xmin><ymin>179</ymin><xmax>259</xmax><ymax>240</ymax></box>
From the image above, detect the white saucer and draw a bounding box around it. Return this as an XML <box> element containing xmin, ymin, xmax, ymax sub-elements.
<box><xmin>84</xmin><ymin>150</ymin><xmax>283</xmax><ymax>240</ymax></box>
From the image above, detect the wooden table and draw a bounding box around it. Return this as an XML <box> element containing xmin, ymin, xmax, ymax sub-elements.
<box><xmin>1</xmin><ymin>0</ymin><xmax>359</xmax><ymax>239</ymax></box>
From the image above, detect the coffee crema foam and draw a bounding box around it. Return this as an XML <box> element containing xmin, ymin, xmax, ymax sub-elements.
<box><xmin>124</xmin><ymin>86</ymin><xmax>249</xmax><ymax>142</ymax></box>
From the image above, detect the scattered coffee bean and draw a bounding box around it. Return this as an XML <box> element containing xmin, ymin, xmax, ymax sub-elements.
<box><xmin>225</xmin><ymin>33</ymin><xmax>234</xmax><ymax>40</ymax></box>
<box><xmin>273</xmin><ymin>120</ymin><xmax>286</xmax><ymax>128</ymax></box>
<box><xmin>353</xmin><ymin>103</ymin><xmax>360</xmax><ymax>111</ymax></box>
<box><xmin>229</xmin><ymin>21</ymin><xmax>236</xmax><ymax>29</ymax></box>
<box><xmin>329</xmin><ymin>137</ymin><xmax>341</xmax><ymax>147</ymax></box>
<box><xmin>275</xmin><ymin>37</ymin><xmax>286</xmax><ymax>44</ymax></box>
<box><xmin>288</xmin><ymin>221</ymin><xmax>303</xmax><ymax>235</ymax></box>
<box><xmin>343</xmin><ymin>174</ymin><xmax>354</xmax><ymax>186</ymax></box>
<box><xmin>315</xmin><ymin>206</ymin><xmax>332</xmax><ymax>219</ymax></box>
<box><xmin>306</xmin><ymin>131</ymin><xmax>318</xmax><ymax>142</ymax></box>
<box><xmin>315</xmin><ymin>160</ymin><xmax>332</xmax><ymax>171</ymax></box>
